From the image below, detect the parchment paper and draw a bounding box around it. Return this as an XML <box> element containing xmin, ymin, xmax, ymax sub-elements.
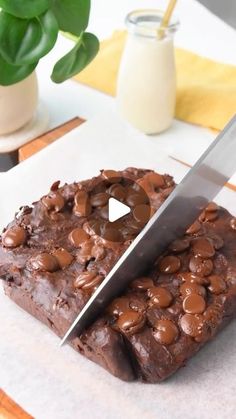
<box><xmin>0</xmin><ymin>112</ymin><xmax>236</xmax><ymax>419</ymax></box>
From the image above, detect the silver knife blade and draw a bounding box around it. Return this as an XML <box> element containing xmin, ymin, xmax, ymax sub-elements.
<box><xmin>61</xmin><ymin>114</ymin><xmax>236</xmax><ymax>346</ymax></box>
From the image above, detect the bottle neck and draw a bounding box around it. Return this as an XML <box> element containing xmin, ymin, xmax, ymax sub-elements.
<box><xmin>126</xmin><ymin>9</ymin><xmax>179</xmax><ymax>40</ymax></box>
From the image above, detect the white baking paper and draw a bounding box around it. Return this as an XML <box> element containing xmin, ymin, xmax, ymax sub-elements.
<box><xmin>0</xmin><ymin>112</ymin><xmax>236</xmax><ymax>419</ymax></box>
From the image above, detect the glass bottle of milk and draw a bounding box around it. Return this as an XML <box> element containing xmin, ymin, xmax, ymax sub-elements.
<box><xmin>117</xmin><ymin>10</ymin><xmax>179</xmax><ymax>135</ymax></box>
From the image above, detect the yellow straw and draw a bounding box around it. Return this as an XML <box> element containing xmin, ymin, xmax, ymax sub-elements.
<box><xmin>158</xmin><ymin>0</ymin><xmax>177</xmax><ymax>38</ymax></box>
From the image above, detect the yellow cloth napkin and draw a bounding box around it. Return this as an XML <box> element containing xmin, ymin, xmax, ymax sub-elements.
<box><xmin>74</xmin><ymin>30</ymin><xmax>236</xmax><ymax>131</ymax></box>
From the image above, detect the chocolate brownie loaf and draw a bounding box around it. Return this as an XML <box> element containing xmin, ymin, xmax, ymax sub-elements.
<box><xmin>1</xmin><ymin>167</ymin><xmax>236</xmax><ymax>383</ymax></box>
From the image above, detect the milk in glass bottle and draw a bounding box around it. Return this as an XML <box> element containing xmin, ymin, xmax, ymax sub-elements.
<box><xmin>117</xmin><ymin>10</ymin><xmax>179</xmax><ymax>134</ymax></box>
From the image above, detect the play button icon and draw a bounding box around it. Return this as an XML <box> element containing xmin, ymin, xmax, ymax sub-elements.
<box><xmin>85</xmin><ymin>173</ymin><xmax>152</xmax><ymax>242</ymax></box>
<box><xmin>108</xmin><ymin>197</ymin><xmax>131</xmax><ymax>222</ymax></box>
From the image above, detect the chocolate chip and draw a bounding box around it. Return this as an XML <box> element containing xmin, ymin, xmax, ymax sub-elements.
<box><xmin>75</xmin><ymin>190</ymin><xmax>88</xmax><ymax>205</ymax></box>
<box><xmin>2</xmin><ymin>226</ymin><xmax>27</xmax><ymax>248</ymax></box>
<box><xmin>146</xmin><ymin>172</ymin><xmax>165</xmax><ymax>188</ymax></box>
<box><xmin>186</xmin><ymin>220</ymin><xmax>201</xmax><ymax>235</ymax></box>
<box><xmin>199</xmin><ymin>210</ymin><xmax>218</xmax><ymax>223</ymax></box>
<box><xmin>208</xmin><ymin>275</ymin><xmax>226</xmax><ymax>294</ymax></box>
<box><xmin>147</xmin><ymin>287</ymin><xmax>173</xmax><ymax>308</ymax></box>
<box><xmin>180</xmin><ymin>313</ymin><xmax>204</xmax><ymax>338</ymax></box>
<box><xmin>74</xmin><ymin>202</ymin><xmax>91</xmax><ymax>217</ymax></box>
<box><xmin>180</xmin><ymin>282</ymin><xmax>206</xmax><ymax>298</ymax></box>
<box><xmin>116</xmin><ymin>310</ymin><xmax>145</xmax><ymax>334</ymax></box>
<box><xmin>169</xmin><ymin>239</ymin><xmax>190</xmax><ymax>253</ymax></box>
<box><xmin>76</xmin><ymin>240</ymin><xmax>94</xmax><ymax>264</ymax></box>
<box><xmin>159</xmin><ymin>256</ymin><xmax>181</xmax><ymax>274</ymax></box>
<box><xmin>74</xmin><ymin>191</ymin><xmax>91</xmax><ymax>216</ymax></box>
<box><xmin>205</xmin><ymin>202</ymin><xmax>219</xmax><ymax>212</ymax></box>
<box><xmin>102</xmin><ymin>170</ymin><xmax>121</xmax><ymax>183</ymax></box>
<box><xmin>129</xmin><ymin>299</ymin><xmax>147</xmax><ymax>312</ymax></box>
<box><xmin>230</xmin><ymin>218</ymin><xmax>236</xmax><ymax>231</ymax></box>
<box><xmin>189</xmin><ymin>256</ymin><xmax>213</xmax><ymax>277</ymax></box>
<box><xmin>183</xmin><ymin>294</ymin><xmax>206</xmax><ymax>314</ymax></box>
<box><xmin>192</xmin><ymin>237</ymin><xmax>215</xmax><ymax>258</ymax></box>
<box><xmin>133</xmin><ymin>204</ymin><xmax>150</xmax><ymax>224</ymax></box>
<box><xmin>108</xmin><ymin>184</ymin><xmax>126</xmax><ymax>201</ymax></box>
<box><xmin>178</xmin><ymin>272</ymin><xmax>209</xmax><ymax>286</ymax></box>
<box><xmin>69</xmin><ymin>228</ymin><xmax>90</xmax><ymax>247</ymax></box>
<box><xmin>42</xmin><ymin>192</ymin><xmax>64</xmax><ymax>212</ymax></box>
<box><xmin>126</xmin><ymin>191</ymin><xmax>148</xmax><ymax>207</ymax></box>
<box><xmin>130</xmin><ymin>277</ymin><xmax>154</xmax><ymax>291</ymax></box>
<box><xmin>90</xmin><ymin>192</ymin><xmax>109</xmax><ymax>207</ymax></box>
<box><xmin>102</xmin><ymin>228</ymin><xmax>123</xmax><ymax>242</ymax></box>
<box><xmin>30</xmin><ymin>253</ymin><xmax>59</xmax><ymax>272</ymax></box>
<box><xmin>50</xmin><ymin>180</ymin><xmax>60</xmax><ymax>191</ymax></box>
<box><xmin>99</xmin><ymin>205</ymin><xmax>109</xmax><ymax>220</ymax></box>
<box><xmin>153</xmin><ymin>319</ymin><xmax>179</xmax><ymax>345</ymax></box>
<box><xmin>53</xmin><ymin>248</ymin><xmax>73</xmax><ymax>269</ymax></box>
<box><xmin>84</xmin><ymin>220</ymin><xmax>103</xmax><ymax>236</ymax></box>
<box><xmin>107</xmin><ymin>297</ymin><xmax>130</xmax><ymax>316</ymax></box>
<box><xmin>74</xmin><ymin>271</ymin><xmax>103</xmax><ymax>290</ymax></box>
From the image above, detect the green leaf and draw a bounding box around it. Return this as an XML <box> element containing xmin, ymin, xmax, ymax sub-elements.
<box><xmin>51</xmin><ymin>32</ymin><xmax>99</xmax><ymax>83</ymax></box>
<box><xmin>0</xmin><ymin>0</ymin><xmax>50</xmax><ymax>19</ymax></box>
<box><xmin>0</xmin><ymin>54</ymin><xmax>38</xmax><ymax>86</ymax></box>
<box><xmin>0</xmin><ymin>10</ymin><xmax>58</xmax><ymax>66</ymax></box>
<box><xmin>50</xmin><ymin>0</ymin><xmax>90</xmax><ymax>36</ymax></box>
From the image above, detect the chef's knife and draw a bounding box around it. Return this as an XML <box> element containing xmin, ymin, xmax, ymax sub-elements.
<box><xmin>61</xmin><ymin>115</ymin><xmax>236</xmax><ymax>345</ymax></box>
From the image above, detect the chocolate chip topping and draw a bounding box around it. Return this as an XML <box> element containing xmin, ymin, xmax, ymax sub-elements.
<box><xmin>74</xmin><ymin>271</ymin><xmax>103</xmax><ymax>291</ymax></box>
<box><xmin>126</xmin><ymin>191</ymin><xmax>148</xmax><ymax>207</ymax></box>
<box><xmin>159</xmin><ymin>256</ymin><xmax>181</xmax><ymax>274</ymax></box>
<box><xmin>205</xmin><ymin>202</ymin><xmax>219</xmax><ymax>212</ymax></box>
<box><xmin>74</xmin><ymin>191</ymin><xmax>91</xmax><ymax>217</ymax></box>
<box><xmin>199</xmin><ymin>210</ymin><xmax>218</xmax><ymax>223</ymax></box>
<box><xmin>102</xmin><ymin>169</ymin><xmax>121</xmax><ymax>183</ymax></box>
<box><xmin>109</xmin><ymin>184</ymin><xmax>126</xmax><ymax>201</ymax></box>
<box><xmin>180</xmin><ymin>314</ymin><xmax>204</xmax><ymax>338</ymax></box>
<box><xmin>208</xmin><ymin>275</ymin><xmax>226</xmax><ymax>294</ymax></box>
<box><xmin>180</xmin><ymin>282</ymin><xmax>206</xmax><ymax>298</ymax></box>
<box><xmin>189</xmin><ymin>256</ymin><xmax>213</xmax><ymax>277</ymax></box>
<box><xmin>53</xmin><ymin>248</ymin><xmax>73</xmax><ymax>269</ymax></box>
<box><xmin>116</xmin><ymin>310</ymin><xmax>145</xmax><ymax>335</ymax></box>
<box><xmin>130</xmin><ymin>277</ymin><xmax>154</xmax><ymax>290</ymax></box>
<box><xmin>107</xmin><ymin>297</ymin><xmax>130</xmax><ymax>316</ymax></box>
<box><xmin>186</xmin><ymin>220</ymin><xmax>201</xmax><ymax>235</ymax></box>
<box><xmin>183</xmin><ymin>294</ymin><xmax>206</xmax><ymax>314</ymax></box>
<box><xmin>30</xmin><ymin>253</ymin><xmax>59</xmax><ymax>272</ymax></box>
<box><xmin>146</xmin><ymin>172</ymin><xmax>165</xmax><ymax>188</ymax></box>
<box><xmin>42</xmin><ymin>192</ymin><xmax>64</xmax><ymax>212</ymax></box>
<box><xmin>102</xmin><ymin>228</ymin><xmax>123</xmax><ymax>242</ymax></box>
<box><xmin>133</xmin><ymin>204</ymin><xmax>150</xmax><ymax>224</ymax></box>
<box><xmin>90</xmin><ymin>192</ymin><xmax>109</xmax><ymax>207</ymax></box>
<box><xmin>148</xmin><ymin>287</ymin><xmax>173</xmax><ymax>308</ymax></box>
<box><xmin>2</xmin><ymin>226</ymin><xmax>27</xmax><ymax>248</ymax></box>
<box><xmin>192</xmin><ymin>237</ymin><xmax>215</xmax><ymax>258</ymax></box>
<box><xmin>69</xmin><ymin>228</ymin><xmax>90</xmax><ymax>247</ymax></box>
<box><xmin>76</xmin><ymin>240</ymin><xmax>94</xmax><ymax>264</ymax></box>
<box><xmin>153</xmin><ymin>319</ymin><xmax>179</xmax><ymax>345</ymax></box>
<box><xmin>169</xmin><ymin>239</ymin><xmax>190</xmax><ymax>253</ymax></box>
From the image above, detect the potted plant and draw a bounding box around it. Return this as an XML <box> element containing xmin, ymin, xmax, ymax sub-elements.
<box><xmin>0</xmin><ymin>0</ymin><xmax>99</xmax><ymax>135</ymax></box>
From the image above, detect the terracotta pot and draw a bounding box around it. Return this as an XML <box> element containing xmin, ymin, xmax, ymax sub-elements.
<box><xmin>0</xmin><ymin>71</ymin><xmax>38</xmax><ymax>135</ymax></box>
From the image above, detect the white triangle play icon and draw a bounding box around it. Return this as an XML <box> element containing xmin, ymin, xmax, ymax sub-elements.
<box><xmin>108</xmin><ymin>197</ymin><xmax>130</xmax><ymax>222</ymax></box>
